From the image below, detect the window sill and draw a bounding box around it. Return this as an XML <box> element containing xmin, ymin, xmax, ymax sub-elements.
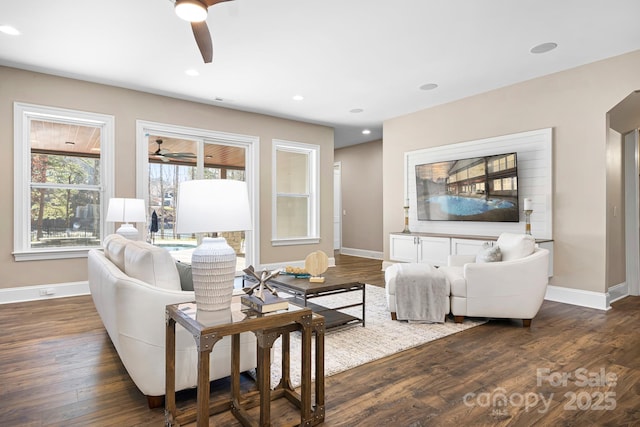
<box><xmin>13</xmin><ymin>247</ymin><xmax>96</xmax><ymax>261</ymax></box>
<box><xmin>271</xmin><ymin>237</ymin><xmax>320</xmax><ymax>247</ymax></box>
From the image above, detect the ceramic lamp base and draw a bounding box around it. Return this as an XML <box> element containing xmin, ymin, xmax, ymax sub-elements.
<box><xmin>116</xmin><ymin>223</ymin><xmax>140</xmax><ymax>240</ymax></box>
<box><xmin>191</xmin><ymin>237</ymin><xmax>237</xmax><ymax>311</ymax></box>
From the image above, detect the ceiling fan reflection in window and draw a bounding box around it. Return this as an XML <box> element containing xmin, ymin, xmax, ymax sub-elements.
<box><xmin>173</xmin><ymin>0</ymin><xmax>233</xmax><ymax>63</ymax></box>
<box><xmin>152</xmin><ymin>139</ymin><xmax>196</xmax><ymax>162</ymax></box>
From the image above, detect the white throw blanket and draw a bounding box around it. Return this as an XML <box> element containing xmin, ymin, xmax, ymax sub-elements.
<box><xmin>395</xmin><ymin>264</ymin><xmax>447</xmax><ymax>323</ymax></box>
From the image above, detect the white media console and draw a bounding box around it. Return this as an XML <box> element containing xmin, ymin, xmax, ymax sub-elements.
<box><xmin>389</xmin><ymin>232</ymin><xmax>554</xmax><ymax>277</ymax></box>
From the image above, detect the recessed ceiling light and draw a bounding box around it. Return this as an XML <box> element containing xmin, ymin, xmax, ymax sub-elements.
<box><xmin>0</xmin><ymin>25</ymin><xmax>20</xmax><ymax>36</ymax></box>
<box><xmin>362</xmin><ymin>129</ymin><xmax>371</xmax><ymax>135</ymax></box>
<box><xmin>185</xmin><ymin>69</ymin><xmax>199</xmax><ymax>76</ymax></box>
<box><xmin>350</xmin><ymin>108</ymin><xmax>364</xmax><ymax>113</ymax></box>
<box><xmin>292</xmin><ymin>95</ymin><xmax>304</xmax><ymax>101</ymax></box>
<box><xmin>419</xmin><ymin>83</ymin><xmax>438</xmax><ymax>91</ymax></box>
<box><xmin>530</xmin><ymin>42</ymin><xmax>558</xmax><ymax>54</ymax></box>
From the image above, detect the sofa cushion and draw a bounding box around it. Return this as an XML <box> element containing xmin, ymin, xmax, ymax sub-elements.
<box><xmin>175</xmin><ymin>260</ymin><xmax>194</xmax><ymax>291</ymax></box>
<box><xmin>496</xmin><ymin>233</ymin><xmax>535</xmax><ymax>262</ymax></box>
<box><xmin>103</xmin><ymin>234</ymin><xmax>128</xmax><ymax>272</ymax></box>
<box><xmin>476</xmin><ymin>244</ymin><xmax>502</xmax><ymax>263</ymax></box>
<box><xmin>124</xmin><ymin>241</ymin><xmax>181</xmax><ymax>290</ymax></box>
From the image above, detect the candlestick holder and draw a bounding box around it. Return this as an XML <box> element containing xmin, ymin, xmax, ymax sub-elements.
<box><xmin>524</xmin><ymin>209</ymin><xmax>533</xmax><ymax>235</ymax></box>
<box><xmin>402</xmin><ymin>205</ymin><xmax>411</xmax><ymax>233</ymax></box>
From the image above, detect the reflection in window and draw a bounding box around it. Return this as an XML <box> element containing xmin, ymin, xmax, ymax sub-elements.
<box><xmin>146</xmin><ymin>136</ymin><xmax>248</xmax><ymax>267</ymax></box>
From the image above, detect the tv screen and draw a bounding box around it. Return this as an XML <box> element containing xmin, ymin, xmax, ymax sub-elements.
<box><xmin>415</xmin><ymin>152</ymin><xmax>519</xmax><ymax>222</ymax></box>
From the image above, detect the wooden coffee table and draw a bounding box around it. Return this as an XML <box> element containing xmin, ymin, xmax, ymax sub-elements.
<box><xmin>243</xmin><ymin>270</ymin><xmax>365</xmax><ymax>329</ymax></box>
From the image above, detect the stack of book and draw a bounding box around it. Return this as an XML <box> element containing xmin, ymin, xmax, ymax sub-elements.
<box><xmin>241</xmin><ymin>293</ymin><xmax>289</xmax><ymax>313</ymax></box>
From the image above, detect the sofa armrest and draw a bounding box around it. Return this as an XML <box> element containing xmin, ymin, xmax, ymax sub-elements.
<box><xmin>448</xmin><ymin>254</ymin><xmax>476</xmax><ymax>267</ymax></box>
<box><xmin>462</xmin><ymin>248</ymin><xmax>549</xmax><ymax>299</ymax></box>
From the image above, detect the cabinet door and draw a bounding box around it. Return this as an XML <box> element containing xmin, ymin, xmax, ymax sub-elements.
<box><xmin>390</xmin><ymin>234</ymin><xmax>418</xmax><ymax>263</ymax></box>
<box><xmin>417</xmin><ymin>237</ymin><xmax>450</xmax><ymax>266</ymax></box>
<box><xmin>451</xmin><ymin>238</ymin><xmax>493</xmax><ymax>256</ymax></box>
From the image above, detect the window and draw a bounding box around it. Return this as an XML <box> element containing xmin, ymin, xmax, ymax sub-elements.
<box><xmin>13</xmin><ymin>103</ymin><xmax>114</xmax><ymax>260</ymax></box>
<box><xmin>272</xmin><ymin>140</ymin><xmax>319</xmax><ymax>245</ymax></box>
<box><xmin>136</xmin><ymin>120</ymin><xmax>258</xmax><ymax>272</ymax></box>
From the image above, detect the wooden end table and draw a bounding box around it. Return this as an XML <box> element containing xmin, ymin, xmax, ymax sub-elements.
<box><xmin>165</xmin><ymin>299</ymin><xmax>320</xmax><ymax>426</ymax></box>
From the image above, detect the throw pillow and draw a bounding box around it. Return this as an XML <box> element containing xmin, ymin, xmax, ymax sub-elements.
<box><xmin>496</xmin><ymin>233</ymin><xmax>535</xmax><ymax>261</ymax></box>
<box><xmin>476</xmin><ymin>244</ymin><xmax>502</xmax><ymax>263</ymax></box>
<box><xmin>175</xmin><ymin>260</ymin><xmax>194</xmax><ymax>291</ymax></box>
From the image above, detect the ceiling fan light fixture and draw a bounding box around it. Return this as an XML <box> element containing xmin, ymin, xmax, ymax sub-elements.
<box><xmin>175</xmin><ymin>0</ymin><xmax>208</xmax><ymax>22</ymax></box>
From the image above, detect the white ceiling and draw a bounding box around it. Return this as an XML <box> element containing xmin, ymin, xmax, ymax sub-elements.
<box><xmin>1</xmin><ymin>0</ymin><xmax>639</xmax><ymax>148</ymax></box>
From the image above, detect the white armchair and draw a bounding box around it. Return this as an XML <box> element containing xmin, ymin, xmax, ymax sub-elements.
<box><xmin>439</xmin><ymin>233</ymin><xmax>550</xmax><ymax>327</ymax></box>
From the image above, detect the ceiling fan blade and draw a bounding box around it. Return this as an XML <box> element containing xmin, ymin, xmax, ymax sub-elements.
<box><xmin>163</xmin><ymin>152</ymin><xmax>197</xmax><ymax>158</ymax></box>
<box><xmin>191</xmin><ymin>21</ymin><xmax>213</xmax><ymax>63</ymax></box>
<box><xmin>203</xmin><ymin>0</ymin><xmax>232</xmax><ymax>6</ymax></box>
<box><xmin>151</xmin><ymin>153</ymin><xmax>170</xmax><ymax>162</ymax></box>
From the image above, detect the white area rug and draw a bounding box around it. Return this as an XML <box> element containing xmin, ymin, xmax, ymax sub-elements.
<box><xmin>269</xmin><ymin>284</ymin><xmax>484</xmax><ymax>389</ymax></box>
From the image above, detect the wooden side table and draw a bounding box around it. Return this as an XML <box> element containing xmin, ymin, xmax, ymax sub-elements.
<box><xmin>268</xmin><ymin>312</ymin><xmax>325</xmax><ymax>426</ymax></box>
<box><xmin>165</xmin><ymin>300</ymin><xmax>314</xmax><ymax>426</ymax></box>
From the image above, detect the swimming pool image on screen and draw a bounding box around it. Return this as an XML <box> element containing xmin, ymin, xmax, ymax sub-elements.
<box><xmin>415</xmin><ymin>152</ymin><xmax>519</xmax><ymax>222</ymax></box>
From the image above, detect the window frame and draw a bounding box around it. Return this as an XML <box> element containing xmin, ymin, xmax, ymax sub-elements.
<box><xmin>271</xmin><ymin>139</ymin><xmax>320</xmax><ymax>246</ymax></box>
<box><xmin>135</xmin><ymin>120</ymin><xmax>259</xmax><ymax>268</ymax></box>
<box><xmin>13</xmin><ymin>103</ymin><xmax>115</xmax><ymax>261</ymax></box>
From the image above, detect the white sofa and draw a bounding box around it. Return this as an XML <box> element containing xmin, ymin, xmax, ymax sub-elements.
<box><xmin>87</xmin><ymin>234</ymin><xmax>257</xmax><ymax>408</ymax></box>
<box><xmin>440</xmin><ymin>233</ymin><xmax>550</xmax><ymax>327</ymax></box>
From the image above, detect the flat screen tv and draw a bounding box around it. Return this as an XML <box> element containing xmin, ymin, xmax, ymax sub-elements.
<box><xmin>415</xmin><ymin>152</ymin><xmax>519</xmax><ymax>222</ymax></box>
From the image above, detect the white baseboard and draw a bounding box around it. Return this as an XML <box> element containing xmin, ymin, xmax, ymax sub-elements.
<box><xmin>0</xmin><ymin>281</ymin><xmax>90</xmax><ymax>305</ymax></box>
<box><xmin>545</xmin><ymin>285</ymin><xmax>611</xmax><ymax>311</ymax></box>
<box><xmin>340</xmin><ymin>247</ymin><xmax>384</xmax><ymax>260</ymax></box>
<box><xmin>607</xmin><ymin>281</ymin><xmax>628</xmax><ymax>305</ymax></box>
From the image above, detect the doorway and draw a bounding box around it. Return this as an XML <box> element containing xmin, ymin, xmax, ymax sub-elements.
<box><xmin>333</xmin><ymin>162</ymin><xmax>342</xmax><ymax>251</ymax></box>
<box><xmin>624</xmin><ymin>129</ymin><xmax>640</xmax><ymax>296</ymax></box>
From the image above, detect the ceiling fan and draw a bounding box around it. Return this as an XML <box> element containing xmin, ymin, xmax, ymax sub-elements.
<box><xmin>174</xmin><ymin>0</ymin><xmax>233</xmax><ymax>63</ymax></box>
<box><xmin>152</xmin><ymin>139</ymin><xmax>196</xmax><ymax>162</ymax></box>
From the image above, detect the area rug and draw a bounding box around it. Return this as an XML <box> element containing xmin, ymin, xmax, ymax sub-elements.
<box><xmin>269</xmin><ymin>284</ymin><xmax>485</xmax><ymax>388</ymax></box>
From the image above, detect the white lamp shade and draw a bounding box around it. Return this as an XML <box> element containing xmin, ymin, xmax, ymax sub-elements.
<box><xmin>176</xmin><ymin>180</ymin><xmax>252</xmax><ymax>234</ymax></box>
<box><xmin>106</xmin><ymin>198</ymin><xmax>147</xmax><ymax>223</ymax></box>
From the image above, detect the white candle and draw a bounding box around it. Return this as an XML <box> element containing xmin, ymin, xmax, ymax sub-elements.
<box><xmin>524</xmin><ymin>198</ymin><xmax>533</xmax><ymax>211</ymax></box>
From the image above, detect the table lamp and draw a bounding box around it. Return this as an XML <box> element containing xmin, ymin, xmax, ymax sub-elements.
<box><xmin>176</xmin><ymin>179</ymin><xmax>252</xmax><ymax>311</ymax></box>
<box><xmin>106</xmin><ymin>198</ymin><xmax>147</xmax><ymax>240</ymax></box>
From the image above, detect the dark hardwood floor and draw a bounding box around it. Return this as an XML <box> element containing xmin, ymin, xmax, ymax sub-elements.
<box><xmin>1</xmin><ymin>254</ymin><xmax>639</xmax><ymax>426</ymax></box>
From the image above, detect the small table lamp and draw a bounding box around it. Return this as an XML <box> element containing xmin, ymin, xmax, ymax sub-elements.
<box><xmin>106</xmin><ymin>198</ymin><xmax>147</xmax><ymax>240</ymax></box>
<box><xmin>176</xmin><ymin>179</ymin><xmax>252</xmax><ymax>311</ymax></box>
